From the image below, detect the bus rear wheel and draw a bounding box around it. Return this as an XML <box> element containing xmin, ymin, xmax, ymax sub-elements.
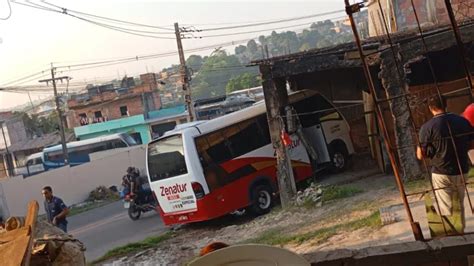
<box><xmin>248</xmin><ymin>184</ymin><xmax>273</xmax><ymax>216</ymax></box>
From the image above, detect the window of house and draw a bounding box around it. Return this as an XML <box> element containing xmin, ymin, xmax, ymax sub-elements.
<box><xmin>94</xmin><ymin>111</ymin><xmax>102</xmax><ymax>118</ymax></box>
<box><xmin>78</xmin><ymin>113</ymin><xmax>88</xmax><ymax>126</ymax></box>
<box><xmin>120</xmin><ymin>106</ymin><xmax>129</xmax><ymax>116</ymax></box>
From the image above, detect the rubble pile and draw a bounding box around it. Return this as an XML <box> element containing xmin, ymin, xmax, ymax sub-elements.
<box><xmin>31</xmin><ymin>220</ymin><xmax>86</xmax><ymax>266</ymax></box>
<box><xmin>88</xmin><ymin>186</ymin><xmax>119</xmax><ymax>201</ymax></box>
<box><xmin>295</xmin><ymin>183</ymin><xmax>323</xmax><ymax>207</ymax></box>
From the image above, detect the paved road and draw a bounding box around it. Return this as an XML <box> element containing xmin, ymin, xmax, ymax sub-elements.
<box><xmin>68</xmin><ymin>201</ymin><xmax>168</xmax><ymax>262</ymax></box>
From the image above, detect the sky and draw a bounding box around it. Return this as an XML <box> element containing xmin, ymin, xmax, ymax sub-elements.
<box><xmin>0</xmin><ymin>0</ymin><xmax>345</xmax><ymax>110</ymax></box>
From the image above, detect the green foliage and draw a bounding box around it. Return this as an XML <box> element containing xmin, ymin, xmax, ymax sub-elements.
<box><xmin>186</xmin><ymin>55</ymin><xmax>204</xmax><ymax>72</ymax></box>
<box><xmin>322</xmin><ymin>185</ymin><xmax>363</xmax><ymax>202</ymax></box>
<box><xmin>185</xmin><ymin>19</ymin><xmax>355</xmax><ymax>99</ymax></box>
<box><xmin>92</xmin><ymin>232</ymin><xmax>174</xmax><ymax>264</ymax></box>
<box><xmin>191</xmin><ymin>50</ymin><xmax>259</xmax><ymax>99</ymax></box>
<box><xmin>13</xmin><ymin>111</ymin><xmax>59</xmax><ymax>136</ymax></box>
<box><xmin>225</xmin><ymin>73</ymin><xmax>261</xmax><ymax>94</ymax></box>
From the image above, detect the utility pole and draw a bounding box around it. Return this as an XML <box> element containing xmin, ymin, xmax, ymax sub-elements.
<box><xmin>174</xmin><ymin>22</ymin><xmax>195</xmax><ymax>122</ymax></box>
<box><xmin>39</xmin><ymin>65</ymin><xmax>71</xmax><ymax>166</ymax></box>
<box><xmin>264</xmin><ymin>44</ymin><xmax>270</xmax><ymax>59</ymax></box>
<box><xmin>1</xmin><ymin>121</ymin><xmax>13</xmax><ymax>176</ymax></box>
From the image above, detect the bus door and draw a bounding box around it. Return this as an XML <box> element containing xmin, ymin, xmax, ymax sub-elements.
<box><xmin>301</xmin><ymin>118</ymin><xmax>331</xmax><ymax>164</ymax></box>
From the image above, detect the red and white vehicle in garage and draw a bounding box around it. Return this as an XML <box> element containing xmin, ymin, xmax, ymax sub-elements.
<box><xmin>146</xmin><ymin>90</ymin><xmax>354</xmax><ymax>225</ymax></box>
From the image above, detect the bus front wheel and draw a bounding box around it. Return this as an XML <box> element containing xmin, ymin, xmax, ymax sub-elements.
<box><xmin>248</xmin><ymin>184</ymin><xmax>273</xmax><ymax>216</ymax></box>
<box><xmin>330</xmin><ymin>142</ymin><xmax>349</xmax><ymax>173</ymax></box>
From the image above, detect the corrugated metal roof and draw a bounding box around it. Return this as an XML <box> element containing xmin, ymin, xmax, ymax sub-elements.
<box><xmin>4</xmin><ymin>132</ymin><xmax>75</xmax><ymax>153</ymax></box>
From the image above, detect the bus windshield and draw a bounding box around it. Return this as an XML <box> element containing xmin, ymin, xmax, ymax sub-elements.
<box><xmin>122</xmin><ymin>134</ymin><xmax>138</xmax><ymax>146</ymax></box>
<box><xmin>148</xmin><ymin>135</ymin><xmax>188</xmax><ymax>182</ymax></box>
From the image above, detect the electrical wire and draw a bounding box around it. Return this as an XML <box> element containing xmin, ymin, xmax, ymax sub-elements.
<box><xmin>61</xmin><ymin>12</ymin><xmax>176</xmax><ymax>39</ymax></box>
<box><xmin>0</xmin><ymin>0</ymin><xmax>12</xmax><ymax>20</ymax></box>
<box><xmin>54</xmin><ymin>38</ymin><xmax>254</xmax><ymax>71</ymax></box>
<box><xmin>196</xmin><ymin>16</ymin><xmax>346</xmax><ymax>38</ymax></box>
<box><xmin>198</xmin><ymin>9</ymin><xmax>345</xmax><ymax>31</ymax></box>
<box><xmin>41</xmin><ymin>0</ymin><xmax>174</xmax><ymax>31</ymax></box>
<box><xmin>0</xmin><ymin>69</ymin><xmax>49</xmax><ymax>87</ymax></box>
<box><xmin>12</xmin><ymin>1</ymin><xmax>175</xmax><ymax>39</ymax></box>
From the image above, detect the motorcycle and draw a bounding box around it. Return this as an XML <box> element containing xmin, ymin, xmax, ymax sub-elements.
<box><xmin>123</xmin><ymin>189</ymin><xmax>158</xmax><ymax>220</ymax></box>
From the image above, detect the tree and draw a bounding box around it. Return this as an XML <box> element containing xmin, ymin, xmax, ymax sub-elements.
<box><xmin>186</xmin><ymin>55</ymin><xmax>204</xmax><ymax>72</ymax></box>
<box><xmin>225</xmin><ymin>73</ymin><xmax>261</xmax><ymax>94</ymax></box>
<box><xmin>14</xmin><ymin>111</ymin><xmax>60</xmax><ymax>137</ymax></box>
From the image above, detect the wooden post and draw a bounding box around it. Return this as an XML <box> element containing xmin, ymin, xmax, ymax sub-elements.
<box><xmin>260</xmin><ymin>64</ymin><xmax>296</xmax><ymax>208</ymax></box>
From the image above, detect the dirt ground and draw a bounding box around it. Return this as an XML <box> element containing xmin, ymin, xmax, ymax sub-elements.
<box><xmin>99</xmin><ymin>170</ymin><xmax>411</xmax><ymax>265</ymax></box>
<box><xmin>99</xmin><ymin>155</ymin><xmax>474</xmax><ymax>265</ymax></box>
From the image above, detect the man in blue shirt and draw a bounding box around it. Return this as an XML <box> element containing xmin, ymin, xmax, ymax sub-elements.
<box><xmin>417</xmin><ymin>96</ymin><xmax>473</xmax><ymax>233</ymax></box>
<box><xmin>42</xmin><ymin>186</ymin><xmax>69</xmax><ymax>232</ymax></box>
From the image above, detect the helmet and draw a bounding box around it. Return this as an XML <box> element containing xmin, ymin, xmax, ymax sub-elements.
<box><xmin>126</xmin><ymin>167</ymin><xmax>135</xmax><ymax>174</ymax></box>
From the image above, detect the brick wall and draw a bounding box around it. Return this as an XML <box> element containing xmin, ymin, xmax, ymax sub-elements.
<box><xmin>139</xmin><ymin>73</ymin><xmax>159</xmax><ymax>86</ymax></box>
<box><xmin>67</xmin><ymin>92</ymin><xmax>161</xmax><ymax>128</ymax></box>
<box><xmin>368</xmin><ymin>0</ymin><xmax>474</xmax><ymax>37</ymax></box>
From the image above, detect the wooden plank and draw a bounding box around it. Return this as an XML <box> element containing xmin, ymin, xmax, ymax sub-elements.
<box><xmin>22</xmin><ymin>201</ymin><xmax>39</xmax><ymax>266</ymax></box>
<box><xmin>0</xmin><ymin>235</ymin><xmax>30</xmax><ymax>266</ymax></box>
<box><xmin>0</xmin><ymin>227</ymin><xmax>30</xmax><ymax>244</ymax></box>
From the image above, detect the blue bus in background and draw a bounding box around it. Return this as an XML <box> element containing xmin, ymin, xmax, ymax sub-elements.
<box><xmin>42</xmin><ymin>133</ymin><xmax>137</xmax><ymax>170</ymax></box>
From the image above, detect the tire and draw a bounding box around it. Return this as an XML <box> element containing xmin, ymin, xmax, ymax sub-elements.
<box><xmin>330</xmin><ymin>144</ymin><xmax>348</xmax><ymax>173</ymax></box>
<box><xmin>248</xmin><ymin>184</ymin><xmax>273</xmax><ymax>216</ymax></box>
<box><xmin>128</xmin><ymin>203</ymin><xmax>141</xmax><ymax>220</ymax></box>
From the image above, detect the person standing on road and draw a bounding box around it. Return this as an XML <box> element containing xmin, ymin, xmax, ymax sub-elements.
<box><xmin>417</xmin><ymin>96</ymin><xmax>473</xmax><ymax>233</ymax></box>
<box><xmin>42</xmin><ymin>186</ymin><xmax>69</xmax><ymax>233</ymax></box>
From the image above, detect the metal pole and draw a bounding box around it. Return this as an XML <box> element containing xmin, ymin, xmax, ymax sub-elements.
<box><xmin>443</xmin><ymin>0</ymin><xmax>474</xmax><ymax>102</ymax></box>
<box><xmin>376</xmin><ymin>0</ymin><xmax>449</xmax><ymax>236</ymax></box>
<box><xmin>345</xmin><ymin>0</ymin><xmax>423</xmax><ymax>241</ymax></box>
<box><xmin>0</xmin><ymin>123</ymin><xmax>13</xmax><ymax>176</ymax></box>
<box><xmin>174</xmin><ymin>22</ymin><xmax>195</xmax><ymax>122</ymax></box>
<box><xmin>50</xmin><ymin>66</ymin><xmax>69</xmax><ymax>166</ymax></box>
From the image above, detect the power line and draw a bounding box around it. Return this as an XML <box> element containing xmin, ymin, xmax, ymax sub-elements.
<box><xmin>0</xmin><ymin>69</ymin><xmax>50</xmax><ymax>87</ymax></box>
<box><xmin>0</xmin><ymin>0</ymin><xmax>12</xmax><ymax>20</ymax></box>
<box><xmin>65</xmin><ymin>13</ymin><xmax>176</xmax><ymax>39</ymax></box>
<box><xmin>12</xmin><ymin>1</ymin><xmax>176</xmax><ymax>39</ymax></box>
<box><xmin>197</xmin><ymin>9</ymin><xmax>345</xmax><ymax>31</ymax></box>
<box><xmin>54</xmin><ymin>38</ymin><xmax>254</xmax><ymax>71</ymax></box>
<box><xmin>41</xmin><ymin>0</ymin><xmax>174</xmax><ymax>31</ymax></box>
<box><xmin>196</xmin><ymin>16</ymin><xmax>346</xmax><ymax>38</ymax></box>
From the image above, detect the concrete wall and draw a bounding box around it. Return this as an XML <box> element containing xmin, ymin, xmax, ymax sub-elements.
<box><xmin>0</xmin><ymin>145</ymin><xmax>146</xmax><ymax>218</ymax></box>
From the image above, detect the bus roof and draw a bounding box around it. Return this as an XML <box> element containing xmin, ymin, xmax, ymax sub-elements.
<box><xmin>196</xmin><ymin>89</ymin><xmax>316</xmax><ymax>135</ymax></box>
<box><xmin>43</xmin><ymin>133</ymin><xmax>128</xmax><ymax>153</ymax></box>
<box><xmin>149</xmin><ymin>90</ymin><xmax>318</xmax><ymax>142</ymax></box>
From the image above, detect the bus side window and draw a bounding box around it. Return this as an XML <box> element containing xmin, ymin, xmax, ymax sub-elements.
<box><xmin>226</xmin><ymin>118</ymin><xmax>267</xmax><ymax>158</ymax></box>
<box><xmin>110</xmin><ymin>139</ymin><xmax>127</xmax><ymax>149</ymax></box>
<box><xmin>196</xmin><ymin>137</ymin><xmax>220</xmax><ymax>191</ymax></box>
<box><xmin>205</xmin><ymin>131</ymin><xmax>233</xmax><ymax>164</ymax></box>
<box><xmin>47</xmin><ymin>151</ymin><xmax>64</xmax><ymax>163</ymax></box>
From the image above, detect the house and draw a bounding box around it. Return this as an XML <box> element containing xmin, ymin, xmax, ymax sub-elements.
<box><xmin>73</xmin><ymin>105</ymin><xmax>189</xmax><ymax>143</ymax></box>
<box><xmin>368</xmin><ymin>0</ymin><xmax>473</xmax><ymax>37</ymax></box>
<box><xmin>66</xmin><ymin>74</ymin><xmax>162</xmax><ymax>128</ymax></box>
<box><xmin>0</xmin><ymin>113</ymin><xmax>28</xmax><ymax>178</ymax></box>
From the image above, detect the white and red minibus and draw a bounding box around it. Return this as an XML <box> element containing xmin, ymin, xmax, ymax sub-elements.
<box><xmin>146</xmin><ymin>90</ymin><xmax>354</xmax><ymax>225</ymax></box>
